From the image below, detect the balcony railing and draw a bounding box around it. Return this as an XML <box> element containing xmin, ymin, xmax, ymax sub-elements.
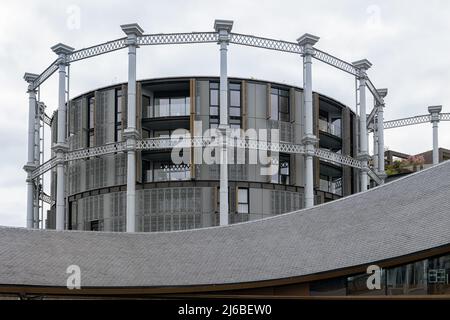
<box><xmin>145</xmin><ymin>164</ymin><xmax>191</xmax><ymax>182</ymax></box>
<box><xmin>319</xmin><ymin>178</ymin><xmax>343</xmax><ymax>196</ymax></box>
<box><xmin>143</xmin><ymin>98</ymin><xmax>190</xmax><ymax>118</ymax></box>
<box><xmin>319</xmin><ymin>119</ymin><xmax>342</xmax><ymax>138</ymax></box>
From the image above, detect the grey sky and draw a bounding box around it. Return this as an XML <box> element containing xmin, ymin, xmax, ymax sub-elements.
<box><xmin>1</xmin><ymin>0</ymin><xmax>449</xmax><ymax>227</ymax></box>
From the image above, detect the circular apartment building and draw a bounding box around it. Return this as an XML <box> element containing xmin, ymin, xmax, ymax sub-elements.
<box><xmin>46</xmin><ymin>76</ymin><xmax>358</xmax><ymax>232</ymax></box>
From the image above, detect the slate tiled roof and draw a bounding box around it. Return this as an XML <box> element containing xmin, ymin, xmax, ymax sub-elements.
<box><xmin>1</xmin><ymin>161</ymin><xmax>450</xmax><ymax>288</ymax></box>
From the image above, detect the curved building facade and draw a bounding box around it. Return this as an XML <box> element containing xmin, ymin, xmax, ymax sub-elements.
<box><xmin>47</xmin><ymin>76</ymin><xmax>358</xmax><ymax>232</ymax></box>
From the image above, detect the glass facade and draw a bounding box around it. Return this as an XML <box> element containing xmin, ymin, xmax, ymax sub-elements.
<box><xmin>209</xmin><ymin>82</ymin><xmax>242</xmax><ymax>129</ymax></box>
<box><xmin>55</xmin><ymin>77</ymin><xmax>355</xmax><ymax>233</ymax></box>
<box><xmin>270</xmin><ymin>87</ymin><xmax>289</xmax><ymax>122</ymax></box>
<box><xmin>310</xmin><ymin>253</ymin><xmax>450</xmax><ymax>296</ymax></box>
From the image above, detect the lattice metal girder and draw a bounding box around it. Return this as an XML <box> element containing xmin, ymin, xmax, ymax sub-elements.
<box><xmin>384</xmin><ymin>114</ymin><xmax>431</xmax><ymax>129</ymax></box>
<box><xmin>312</xmin><ymin>49</ymin><xmax>358</xmax><ymax>76</ymax></box>
<box><xmin>367</xmin><ymin>107</ymin><xmax>377</xmax><ymax>129</ymax></box>
<box><xmin>138</xmin><ymin>32</ymin><xmax>218</xmax><ymax>46</ymax></box>
<box><xmin>368</xmin><ymin>169</ymin><xmax>383</xmax><ymax>185</ymax></box>
<box><xmin>31</xmin><ymin>157</ymin><xmax>57</xmax><ymax>180</ymax></box>
<box><xmin>230</xmin><ymin>33</ymin><xmax>303</xmax><ymax>54</ymax></box>
<box><xmin>65</xmin><ymin>142</ymin><xmax>126</xmax><ymax>161</ymax></box>
<box><xmin>366</xmin><ymin>78</ymin><xmax>384</xmax><ymax>106</ymax></box>
<box><xmin>39</xmin><ymin>191</ymin><xmax>54</xmax><ymax>206</ymax></box>
<box><xmin>42</xmin><ymin>112</ymin><xmax>52</xmax><ymax>126</ymax></box>
<box><xmin>440</xmin><ymin>113</ymin><xmax>450</xmax><ymax>121</ymax></box>
<box><xmin>68</xmin><ymin>38</ymin><xmax>128</xmax><ymax>63</ymax></box>
<box><xmin>31</xmin><ymin>60</ymin><xmax>59</xmax><ymax>90</ymax></box>
<box><xmin>232</xmin><ymin>138</ymin><xmax>305</xmax><ymax>154</ymax></box>
<box><xmin>315</xmin><ymin>148</ymin><xmax>362</xmax><ymax>169</ymax></box>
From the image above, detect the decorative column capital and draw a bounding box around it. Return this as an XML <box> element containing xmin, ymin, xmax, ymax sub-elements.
<box><xmin>353</xmin><ymin>59</ymin><xmax>372</xmax><ymax>79</ymax></box>
<box><xmin>52</xmin><ymin>143</ymin><xmax>69</xmax><ymax>154</ymax></box>
<box><xmin>121</xmin><ymin>23</ymin><xmax>144</xmax><ymax>46</ymax></box>
<box><xmin>123</xmin><ymin>128</ymin><xmax>141</xmax><ymax>140</ymax></box>
<box><xmin>302</xmin><ymin>134</ymin><xmax>318</xmax><ymax>146</ymax></box>
<box><xmin>428</xmin><ymin>105</ymin><xmax>442</xmax><ymax>122</ymax></box>
<box><xmin>297</xmin><ymin>33</ymin><xmax>319</xmax><ymax>56</ymax></box>
<box><xmin>214</xmin><ymin>19</ymin><xmax>233</xmax><ymax>43</ymax></box>
<box><xmin>358</xmin><ymin>152</ymin><xmax>371</xmax><ymax>163</ymax></box>
<box><xmin>23</xmin><ymin>163</ymin><xmax>37</xmax><ymax>173</ymax></box>
<box><xmin>376</xmin><ymin>88</ymin><xmax>388</xmax><ymax>108</ymax></box>
<box><xmin>24</xmin><ymin>73</ymin><xmax>39</xmax><ymax>92</ymax></box>
<box><xmin>51</xmin><ymin>43</ymin><xmax>74</xmax><ymax>65</ymax></box>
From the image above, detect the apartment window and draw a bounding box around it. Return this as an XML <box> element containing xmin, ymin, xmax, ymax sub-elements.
<box><xmin>115</xmin><ymin>89</ymin><xmax>123</xmax><ymax>142</ymax></box>
<box><xmin>87</xmin><ymin>95</ymin><xmax>95</xmax><ymax>147</ymax></box>
<box><xmin>210</xmin><ymin>82</ymin><xmax>242</xmax><ymax>129</ymax></box>
<box><xmin>237</xmin><ymin>188</ymin><xmax>249</xmax><ymax>214</ymax></box>
<box><xmin>209</xmin><ymin>82</ymin><xmax>219</xmax><ymax>128</ymax></box>
<box><xmin>279</xmin><ymin>154</ymin><xmax>290</xmax><ymax>185</ymax></box>
<box><xmin>229</xmin><ymin>83</ymin><xmax>241</xmax><ymax>129</ymax></box>
<box><xmin>152</xmin><ymin>96</ymin><xmax>190</xmax><ymax>117</ymax></box>
<box><xmin>271</xmin><ymin>88</ymin><xmax>289</xmax><ymax>122</ymax></box>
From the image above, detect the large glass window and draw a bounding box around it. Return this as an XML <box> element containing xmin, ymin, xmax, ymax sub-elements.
<box><xmin>310</xmin><ymin>252</ymin><xmax>450</xmax><ymax>296</ymax></box>
<box><xmin>147</xmin><ymin>96</ymin><xmax>189</xmax><ymax>118</ymax></box>
<box><xmin>209</xmin><ymin>82</ymin><xmax>242</xmax><ymax>129</ymax></box>
<box><xmin>237</xmin><ymin>188</ymin><xmax>249</xmax><ymax>214</ymax></box>
<box><xmin>87</xmin><ymin>95</ymin><xmax>95</xmax><ymax>147</ymax></box>
<box><xmin>115</xmin><ymin>89</ymin><xmax>123</xmax><ymax>142</ymax></box>
<box><xmin>229</xmin><ymin>83</ymin><xmax>241</xmax><ymax>129</ymax></box>
<box><xmin>270</xmin><ymin>88</ymin><xmax>290</xmax><ymax>122</ymax></box>
<box><xmin>210</xmin><ymin>82</ymin><xmax>220</xmax><ymax>128</ymax></box>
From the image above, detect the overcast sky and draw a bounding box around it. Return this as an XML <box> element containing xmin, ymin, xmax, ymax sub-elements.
<box><xmin>1</xmin><ymin>0</ymin><xmax>449</xmax><ymax>227</ymax></box>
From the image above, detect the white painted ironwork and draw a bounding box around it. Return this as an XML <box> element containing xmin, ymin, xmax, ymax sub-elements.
<box><xmin>313</xmin><ymin>49</ymin><xmax>358</xmax><ymax>76</ymax></box>
<box><xmin>368</xmin><ymin>169</ymin><xmax>383</xmax><ymax>185</ymax></box>
<box><xmin>138</xmin><ymin>32</ymin><xmax>218</xmax><ymax>45</ymax></box>
<box><xmin>440</xmin><ymin>113</ymin><xmax>450</xmax><ymax>121</ymax></box>
<box><xmin>384</xmin><ymin>114</ymin><xmax>431</xmax><ymax>129</ymax></box>
<box><xmin>230</xmin><ymin>33</ymin><xmax>302</xmax><ymax>54</ymax></box>
<box><xmin>39</xmin><ymin>191</ymin><xmax>54</xmax><ymax>206</ymax></box>
<box><xmin>31</xmin><ymin>157</ymin><xmax>57</xmax><ymax>180</ymax></box>
<box><xmin>66</xmin><ymin>142</ymin><xmax>126</xmax><ymax>161</ymax></box>
<box><xmin>366</xmin><ymin>77</ymin><xmax>384</xmax><ymax>106</ymax></box>
<box><xmin>31</xmin><ymin>60</ymin><xmax>59</xmax><ymax>90</ymax></box>
<box><xmin>314</xmin><ymin>148</ymin><xmax>362</xmax><ymax>169</ymax></box>
<box><xmin>42</xmin><ymin>112</ymin><xmax>52</xmax><ymax>126</ymax></box>
<box><xmin>68</xmin><ymin>38</ymin><xmax>127</xmax><ymax>62</ymax></box>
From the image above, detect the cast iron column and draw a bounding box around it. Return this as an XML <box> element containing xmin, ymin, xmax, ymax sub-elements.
<box><xmin>51</xmin><ymin>43</ymin><xmax>74</xmax><ymax>230</ymax></box>
<box><xmin>428</xmin><ymin>105</ymin><xmax>442</xmax><ymax>165</ymax></box>
<box><xmin>23</xmin><ymin>73</ymin><xmax>39</xmax><ymax>228</ymax></box>
<box><xmin>298</xmin><ymin>33</ymin><xmax>319</xmax><ymax>208</ymax></box>
<box><xmin>353</xmin><ymin>59</ymin><xmax>372</xmax><ymax>192</ymax></box>
<box><xmin>214</xmin><ymin>20</ymin><xmax>233</xmax><ymax>225</ymax></box>
<box><xmin>121</xmin><ymin>23</ymin><xmax>144</xmax><ymax>232</ymax></box>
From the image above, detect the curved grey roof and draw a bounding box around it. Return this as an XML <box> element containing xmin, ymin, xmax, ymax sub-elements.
<box><xmin>1</xmin><ymin>161</ymin><xmax>450</xmax><ymax>288</ymax></box>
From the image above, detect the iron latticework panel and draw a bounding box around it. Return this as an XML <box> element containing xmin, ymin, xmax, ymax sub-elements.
<box><xmin>315</xmin><ymin>149</ymin><xmax>362</xmax><ymax>169</ymax></box>
<box><xmin>312</xmin><ymin>49</ymin><xmax>358</xmax><ymax>76</ymax></box>
<box><xmin>66</xmin><ymin>142</ymin><xmax>126</xmax><ymax>162</ymax></box>
<box><xmin>39</xmin><ymin>191</ymin><xmax>54</xmax><ymax>206</ymax></box>
<box><xmin>138</xmin><ymin>32</ymin><xmax>218</xmax><ymax>46</ymax></box>
<box><xmin>31</xmin><ymin>157</ymin><xmax>57</xmax><ymax>180</ymax></box>
<box><xmin>31</xmin><ymin>60</ymin><xmax>59</xmax><ymax>90</ymax></box>
<box><xmin>230</xmin><ymin>33</ymin><xmax>302</xmax><ymax>54</ymax></box>
<box><xmin>68</xmin><ymin>38</ymin><xmax>128</xmax><ymax>63</ymax></box>
<box><xmin>42</xmin><ymin>113</ymin><xmax>52</xmax><ymax>126</ymax></box>
<box><xmin>440</xmin><ymin>113</ymin><xmax>450</xmax><ymax>121</ymax></box>
<box><xmin>366</xmin><ymin>78</ymin><xmax>384</xmax><ymax>105</ymax></box>
<box><xmin>368</xmin><ymin>169</ymin><xmax>383</xmax><ymax>185</ymax></box>
<box><xmin>384</xmin><ymin>114</ymin><xmax>431</xmax><ymax>129</ymax></box>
